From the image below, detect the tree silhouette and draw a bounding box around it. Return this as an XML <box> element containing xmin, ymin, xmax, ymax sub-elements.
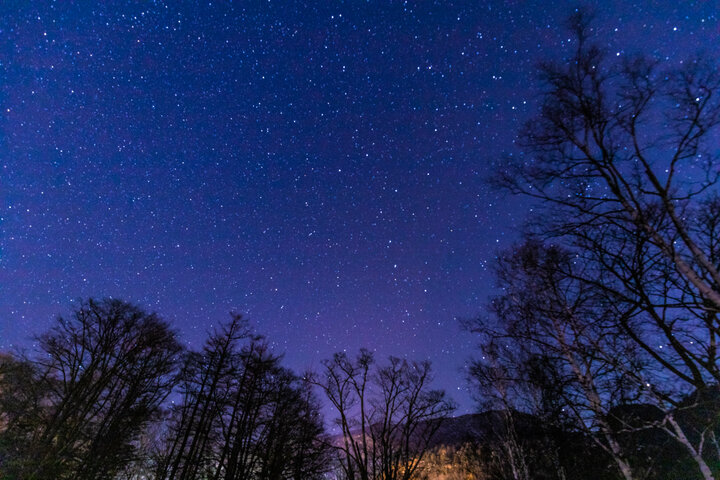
<box><xmin>156</xmin><ymin>315</ymin><xmax>329</xmax><ymax>480</ymax></box>
<box><xmin>477</xmin><ymin>9</ymin><xmax>720</xmax><ymax>480</ymax></box>
<box><xmin>0</xmin><ymin>298</ymin><xmax>182</xmax><ymax>480</ymax></box>
<box><xmin>312</xmin><ymin>349</ymin><xmax>455</xmax><ymax>480</ymax></box>
<box><xmin>469</xmin><ymin>242</ymin><xmax>640</xmax><ymax>479</ymax></box>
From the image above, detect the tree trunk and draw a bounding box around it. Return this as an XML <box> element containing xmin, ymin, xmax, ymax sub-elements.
<box><xmin>666</xmin><ymin>414</ymin><xmax>716</xmax><ymax>480</ymax></box>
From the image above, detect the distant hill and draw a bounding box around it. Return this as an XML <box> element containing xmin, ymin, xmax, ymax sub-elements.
<box><xmin>426</xmin><ymin>411</ymin><xmax>530</xmax><ymax>448</ymax></box>
<box><xmin>329</xmin><ymin>410</ymin><xmax>533</xmax><ymax>447</ymax></box>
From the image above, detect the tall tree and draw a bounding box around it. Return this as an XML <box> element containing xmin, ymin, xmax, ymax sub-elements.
<box><xmin>157</xmin><ymin>315</ymin><xmax>250</xmax><ymax>480</ymax></box>
<box><xmin>495</xmin><ymin>9</ymin><xmax>720</xmax><ymax>393</ymax></box>
<box><xmin>470</xmin><ymin>242</ymin><xmax>640</xmax><ymax>480</ymax></box>
<box><xmin>498</xmin><ymin>10</ymin><xmax>720</xmax><ymax>311</ymax></box>
<box><xmin>479</xmin><ymin>8</ymin><xmax>720</xmax><ymax>479</ymax></box>
<box><xmin>0</xmin><ymin>298</ymin><xmax>182</xmax><ymax>480</ymax></box>
<box><xmin>156</xmin><ymin>315</ymin><xmax>330</xmax><ymax>480</ymax></box>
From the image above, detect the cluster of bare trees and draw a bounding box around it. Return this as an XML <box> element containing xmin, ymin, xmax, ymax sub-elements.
<box><xmin>469</xmin><ymin>10</ymin><xmax>720</xmax><ymax>480</ymax></box>
<box><xmin>0</xmin><ymin>300</ymin><xmax>453</xmax><ymax>480</ymax></box>
<box><xmin>153</xmin><ymin>315</ymin><xmax>330</xmax><ymax>480</ymax></box>
<box><xmin>310</xmin><ymin>350</ymin><xmax>456</xmax><ymax>480</ymax></box>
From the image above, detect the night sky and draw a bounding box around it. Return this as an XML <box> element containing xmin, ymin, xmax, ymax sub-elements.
<box><xmin>1</xmin><ymin>1</ymin><xmax>717</xmax><ymax>413</ymax></box>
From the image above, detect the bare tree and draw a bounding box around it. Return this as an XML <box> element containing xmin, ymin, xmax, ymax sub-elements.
<box><xmin>499</xmin><ymin>9</ymin><xmax>720</xmax><ymax>310</ymax></box>
<box><xmin>469</xmin><ymin>242</ymin><xmax>640</xmax><ymax>479</ymax></box>
<box><xmin>312</xmin><ymin>350</ymin><xmax>455</xmax><ymax>480</ymax></box>
<box><xmin>496</xmin><ymin>8</ymin><xmax>720</xmax><ymax>390</ymax></box>
<box><xmin>156</xmin><ymin>315</ymin><xmax>330</xmax><ymax>480</ymax></box>
<box><xmin>157</xmin><ymin>315</ymin><xmax>251</xmax><ymax>480</ymax></box>
<box><xmin>0</xmin><ymin>298</ymin><xmax>182</xmax><ymax>480</ymax></box>
<box><xmin>210</xmin><ymin>339</ymin><xmax>330</xmax><ymax>480</ymax></box>
<box><xmin>483</xmin><ymin>8</ymin><xmax>720</xmax><ymax>479</ymax></box>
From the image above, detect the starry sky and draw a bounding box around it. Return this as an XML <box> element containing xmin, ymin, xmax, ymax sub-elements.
<box><xmin>1</xmin><ymin>1</ymin><xmax>718</xmax><ymax>413</ymax></box>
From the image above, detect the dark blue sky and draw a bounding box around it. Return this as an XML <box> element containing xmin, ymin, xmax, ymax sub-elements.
<box><xmin>1</xmin><ymin>1</ymin><xmax>717</xmax><ymax>413</ymax></box>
